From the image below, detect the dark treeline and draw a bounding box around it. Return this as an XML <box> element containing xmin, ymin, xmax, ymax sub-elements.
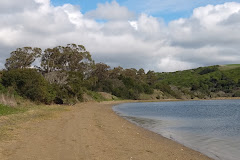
<box><xmin>1</xmin><ymin>44</ymin><xmax>240</xmax><ymax>105</ymax></box>
<box><xmin>0</xmin><ymin>44</ymin><xmax>157</xmax><ymax>104</ymax></box>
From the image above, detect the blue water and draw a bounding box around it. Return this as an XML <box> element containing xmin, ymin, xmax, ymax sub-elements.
<box><xmin>113</xmin><ymin>100</ymin><xmax>240</xmax><ymax>160</ymax></box>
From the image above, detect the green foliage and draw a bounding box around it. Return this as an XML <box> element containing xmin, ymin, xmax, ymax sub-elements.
<box><xmin>1</xmin><ymin>69</ymin><xmax>55</xmax><ymax>104</ymax></box>
<box><xmin>49</xmin><ymin>71</ymin><xmax>86</xmax><ymax>105</ymax></box>
<box><xmin>41</xmin><ymin>44</ymin><xmax>94</xmax><ymax>73</ymax></box>
<box><xmin>233</xmin><ymin>91</ymin><xmax>240</xmax><ymax>97</ymax></box>
<box><xmin>0</xmin><ymin>83</ymin><xmax>6</xmax><ymax>93</ymax></box>
<box><xmin>143</xmin><ymin>84</ymin><xmax>154</xmax><ymax>94</ymax></box>
<box><xmin>67</xmin><ymin>71</ymin><xmax>84</xmax><ymax>100</ymax></box>
<box><xmin>155</xmin><ymin>82</ymin><xmax>179</xmax><ymax>98</ymax></box>
<box><xmin>197</xmin><ymin>66</ymin><xmax>219</xmax><ymax>75</ymax></box>
<box><xmin>86</xmin><ymin>91</ymin><xmax>106</xmax><ymax>102</ymax></box>
<box><xmin>39</xmin><ymin>44</ymin><xmax>95</xmax><ymax>104</ymax></box>
<box><xmin>156</xmin><ymin>65</ymin><xmax>240</xmax><ymax>98</ymax></box>
<box><xmin>5</xmin><ymin>47</ymin><xmax>42</xmax><ymax>70</ymax></box>
<box><xmin>4</xmin><ymin>44</ymin><xmax>240</xmax><ymax>104</ymax></box>
<box><xmin>91</xmin><ymin>64</ymin><xmax>154</xmax><ymax>100</ymax></box>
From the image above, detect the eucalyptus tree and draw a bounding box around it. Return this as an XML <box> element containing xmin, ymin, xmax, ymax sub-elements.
<box><xmin>41</xmin><ymin>44</ymin><xmax>95</xmax><ymax>104</ymax></box>
<box><xmin>109</xmin><ymin>66</ymin><xmax>123</xmax><ymax>79</ymax></box>
<box><xmin>92</xmin><ymin>63</ymin><xmax>110</xmax><ymax>82</ymax></box>
<box><xmin>41</xmin><ymin>44</ymin><xmax>93</xmax><ymax>73</ymax></box>
<box><xmin>5</xmin><ymin>47</ymin><xmax>42</xmax><ymax>70</ymax></box>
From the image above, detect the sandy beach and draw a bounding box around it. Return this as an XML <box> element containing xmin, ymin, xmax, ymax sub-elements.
<box><xmin>0</xmin><ymin>101</ymin><xmax>213</xmax><ymax>160</ymax></box>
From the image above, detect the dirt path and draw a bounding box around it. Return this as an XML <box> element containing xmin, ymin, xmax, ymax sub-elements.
<box><xmin>0</xmin><ymin>102</ymin><xmax>212</xmax><ymax>160</ymax></box>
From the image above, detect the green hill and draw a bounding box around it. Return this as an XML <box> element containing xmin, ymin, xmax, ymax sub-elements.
<box><xmin>155</xmin><ymin>65</ymin><xmax>240</xmax><ymax>99</ymax></box>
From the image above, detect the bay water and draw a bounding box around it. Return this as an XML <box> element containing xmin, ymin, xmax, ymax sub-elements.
<box><xmin>113</xmin><ymin>100</ymin><xmax>240</xmax><ymax>160</ymax></box>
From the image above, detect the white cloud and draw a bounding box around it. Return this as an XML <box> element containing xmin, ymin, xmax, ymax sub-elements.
<box><xmin>85</xmin><ymin>0</ymin><xmax>135</xmax><ymax>20</ymax></box>
<box><xmin>0</xmin><ymin>0</ymin><xmax>39</xmax><ymax>13</ymax></box>
<box><xmin>157</xmin><ymin>57</ymin><xmax>196</xmax><ymax>72</ymax></box>
<box><xmin>0</xmin><ymin>1</ymin><xmax>240</xmax><ymax>71</ymax></box>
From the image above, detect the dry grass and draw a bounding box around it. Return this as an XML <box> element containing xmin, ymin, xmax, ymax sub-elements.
<box><xmin>219</xmin><ymin>64</ymin><xmax>240</xmax><ymax>71</ymax></box>
<box><xmin>0</xmin><ymin>104</ymin><xmax>70</xmax><ymax>141</ymax></box>
<box><xmin>0</xmin><ymin>94</ymin><xmax>17</xmax><ymax>107</ymax></box>
<box><xmin>139</xmin><ymin>90</ymin><xmax>164</xmax><ymax>100</ymax></box>
<box><xmin>98</xmin><ymin>92</ymin><xmax>119</xmax><ymax>101</ymax></box>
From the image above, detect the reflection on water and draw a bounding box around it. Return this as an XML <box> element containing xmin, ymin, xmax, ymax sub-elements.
<box><xmin>113</xmin><ymin>100</ymin><xmax>240</xmax><ymax>160</ymax></box>
<box><xmin>123</xmin><ymin>116</ymin><xmax>158</xmax><ymax>126</ymax></box>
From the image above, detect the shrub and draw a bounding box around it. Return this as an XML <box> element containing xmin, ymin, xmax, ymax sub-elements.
<box><xmin>233</xmin><ymin>91</ymin><xmax>240</xmax><ymax>97</ymax></box>
<box><xmin>1</xmin><ymin>69</ymin><xmax>55</xmax><ymax>104</ymax></box>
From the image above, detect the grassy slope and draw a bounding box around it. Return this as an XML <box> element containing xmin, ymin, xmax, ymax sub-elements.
<box><xmin>155</xmin><ymin>64</ymin><xmax>240</xmax><ymax>98</ymax></box>
<box><xmin>158</xmin><ymin>65</ymin><xmax>240</xmax><ymax>85</ymax></box>
<box><xmin>219</xmin><ymin>64</ymin><xmax>240</xmax><ymax>71</ymax></box>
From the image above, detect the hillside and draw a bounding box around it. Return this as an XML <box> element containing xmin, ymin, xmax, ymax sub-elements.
<box><xmin>155</xmin><ymin>64</ymin><xmax>240</xmax><ymax>99</ymax></box>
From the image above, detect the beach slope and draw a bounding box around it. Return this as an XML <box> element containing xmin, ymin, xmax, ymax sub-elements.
<box><xmin>0</xmin><ymin>102</ymin><xmax>212</xmax><ymax>160</ymax></box>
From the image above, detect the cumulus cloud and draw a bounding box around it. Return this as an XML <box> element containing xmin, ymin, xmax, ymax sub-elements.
<box><xmin>169</xmin><ymin>2</ymin><xmax>240</xmax><ymax>47</ymax></box>
<box><xmin>0</xmin><ymin>0</ymin><xmax>240</xmax><ymax>71</ymax></box>
<box><xmin>85</xmin><ymin>0</ymin><xmax>135</xmax><ymax>20</ymax></box>
<box><xmin>0</xmin><ymin>0</ymin><xmax>39</xmax><ymax>13</ymax></box>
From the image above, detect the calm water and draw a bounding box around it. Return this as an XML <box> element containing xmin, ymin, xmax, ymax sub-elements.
<box><xmin>113</xmin><ymin>100</ymin><xmax>240</xmax><ymax>160</ymax></box>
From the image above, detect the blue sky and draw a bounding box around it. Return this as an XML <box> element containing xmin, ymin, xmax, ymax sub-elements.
<box><xmin>51</xmin><ymin>0</ymin><xmax>240</xmax><ymax>22</ymax></box>
<box><xmin>1</xmin><ymin>0</ymin><xmax>240</xmax><ymax>71</ymax></box>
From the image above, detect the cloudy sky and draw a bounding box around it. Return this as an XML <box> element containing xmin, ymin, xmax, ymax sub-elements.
<box><xmin>1</xmin><ymin>0</ymin><xmax>240</xmax><ymax>72</ymax></box>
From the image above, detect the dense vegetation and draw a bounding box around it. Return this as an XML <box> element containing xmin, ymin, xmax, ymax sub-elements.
<box><xmin>1</xmin><ymin>44</ymin><xmax>240</xmax><ymax>106</ymax></box>
<box><xmin>156</xmin><ymin>65</ymin><xmax>240</xmax><ymax>99</ymax></box>
<box><xmin>0</xmin><ymin>44</ymin><xmax>155</xmax><ymax>105</ymax></box>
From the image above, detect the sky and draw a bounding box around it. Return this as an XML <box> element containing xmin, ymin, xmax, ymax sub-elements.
<box><xmin>51</xmin><ymin>0</ymin><xmax>240</xmax><ymax>22</ymax></box>
<box><xmin>1</xmin><ymin>0</ymin><xmax>240</xmax><ymax>72</ymax></box>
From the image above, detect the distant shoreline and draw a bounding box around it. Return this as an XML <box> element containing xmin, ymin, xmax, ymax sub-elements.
<box><xmin>114</xmin><ymin>97</ymin><xmax>240</xmax><ymax>103</ymax></box>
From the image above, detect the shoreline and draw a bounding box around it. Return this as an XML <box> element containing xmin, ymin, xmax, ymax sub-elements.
<box><xmin>113</xmin><ymin>96</ymin><xmax>240</xmax><ymax>103</ymax></box>
<box><xmin>111</xmin><ymin>101</ymin><xmax>214</xmax><ymax>160</ymax></box>
<box><xmin>0</xmin><ymin>101</ymin><xmax>213</xmax><ymax>160</ymax></box>
<box><xmin>113</xmin><ymin>98</ymin><xmax>240</xmax><ymax>160</ymax></box>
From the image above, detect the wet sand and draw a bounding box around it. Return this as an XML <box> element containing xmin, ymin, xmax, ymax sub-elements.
<box><xmin>0</xmin><ymin>101</ymin><xmax>213</xmax><ymax>160</ymax></box>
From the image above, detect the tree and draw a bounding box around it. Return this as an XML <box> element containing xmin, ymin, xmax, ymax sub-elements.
<box><xmin>109</xmin><ymin>66</ymin><xmax>123</xmax><ymax>79</ymax></box>
<box><xmin>41</xmin><ymin>44</ymin><xmax>94</xmax><ymax>74</ymax></box>
<box><xmin>122</xmin><ymin>68</ymin><xmax>137</xmax><ymax>79</ymax></box>
<box><xmin>41</xmin><ymin>47</ymin><xmax>62</xmax><ymax>73</ymax></box>
<box><xmin>137</xmin><ymin>68</ymin><xmax>146</xmax><ymax>82</ymax></box>
<box><xmin>53</xmin><ymin>71</ymin><xmax>85</xmax><ymax>104</ymax></box>
<box><xmin>92</xmin><ymin>63</ymin><xmax>110</xmax><ymax>82</ymax></box>
<box><xmin>146</xmin><ymin>70</ymin><xmax>157</xmax><ymax>86</ymax></box>
<box><xmin>5</xmin><ymin>47</ymin><xmax>42</xmax><ymax>70</ymax></box>
<box><xmin>91</xmin><ymin>63</ymin><xmax>111</xmax><ymax>91</ymax></box>
<box><xmin>137</xmin><ymin>68</ymin><xmax>145</xmax><ymax>77</ymax></box>
<box><xmin>41</xmin><ymin>44</ymin><xmax>95</xmax><ymax>98</ymax></box>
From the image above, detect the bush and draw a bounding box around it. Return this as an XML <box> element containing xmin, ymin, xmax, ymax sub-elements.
<box><xmin>0</xmin><ymin>83</ymin><xmax>6</xmax><ymax>93</ymax></box>
<box><xmin>1</xmin><ymin>69</ymin><xmax>55</xmax><ymax>104</ymax></box>
<box><xmin>233</xmin><ymin>91</ymin><xmax>240</xmax><ymax>97</ymax></box>
<box><xmin>143</xmin><ymin>84</ymin><xmax>154</xmax><ymax>94</ymax></box>
<box><xmin>86</xmin><ymin>91</ymin><xmax>105</xmax><ymax>102</ymax></box>
<box><xmin>198</xmin><ymin>66</ymin><xmax>219</xmax><ymax>75</ymax></box>
<box><xmin>155</xmin><ymin>83</ymin><xmax>180</xmax><ymax>98</ymax></box>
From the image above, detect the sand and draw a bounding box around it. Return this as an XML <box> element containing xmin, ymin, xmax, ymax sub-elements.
<box><xmin>0</xmin><ymin>101</ymin><xmax>213</xmax><ymax>160</ymax></box>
